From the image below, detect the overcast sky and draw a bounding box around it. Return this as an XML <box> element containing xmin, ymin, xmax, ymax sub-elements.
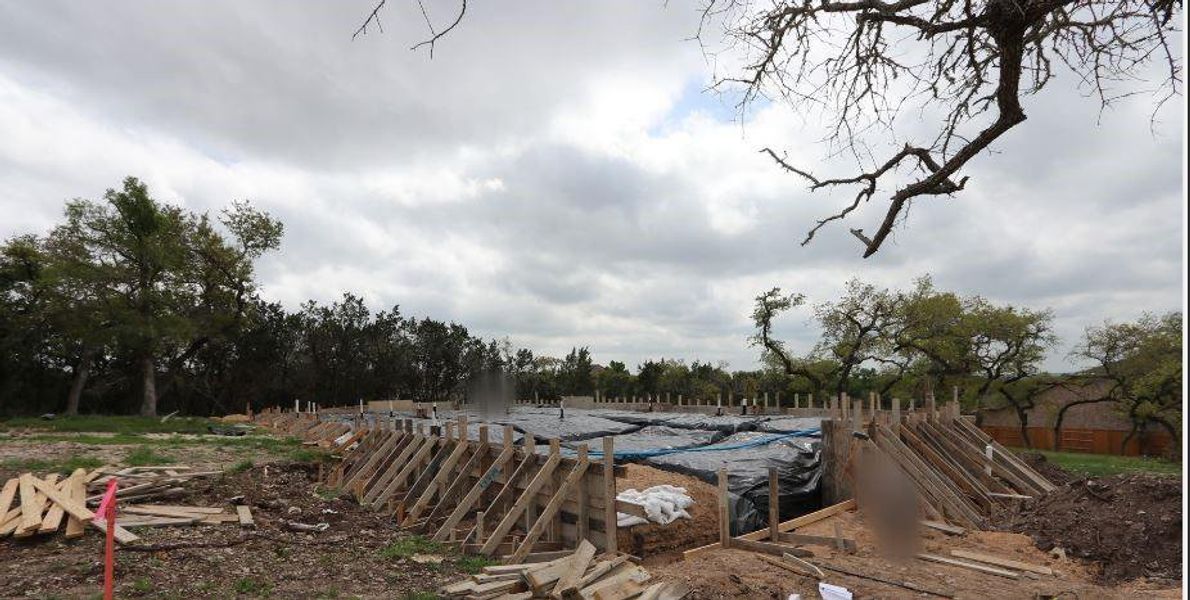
<box><xmin>1</xmin><ymin>1</ymin><xmax>1184</xmax><ymax>373</ymax></box>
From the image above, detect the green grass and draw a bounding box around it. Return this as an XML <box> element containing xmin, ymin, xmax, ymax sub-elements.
<box><xmin>288</xmin><ymin>447</ymin><xmax>330</xmax><ymax>463</ymax></box>
<box><xmin>1033</xmin><ymin>449</ymin><xmax>1182</xmax><ymax>478</ymax></box>
<box><xmin>124</xmin><ymin>445</ymin><xmax>176</xmax><ymax>466</ymax></box>
<box><xmin>233</xmin><ymin>578</ymin><xmax>272</xmax><ymax>597</ymax></box>
<box><xmin>402</xmin><ymin>593</ymin><xmax>439</xmax><ymax>600</ymax></box>
<box><xmin>379</xmin><ymin>535</ymin><xmax>445</xmax><ymax>560</ymax></box>
<box><xmin>229</xmin><ymin>459</ymin><xmax>255</xmax><ymax>474</ymax></box>
<box><xmin>454</xmin><ymin>555</ymin><xmax>498</xmax><ymax>574</ymax></box>
<box><xmin>0</xmin><ymin>454</ymin><xmax>106</xmax><ymax>474</ymax></box>
<box><xmin>0</xmin><ymin>415</ymin><xmax>212</xmax><ymax>435</ymax></box>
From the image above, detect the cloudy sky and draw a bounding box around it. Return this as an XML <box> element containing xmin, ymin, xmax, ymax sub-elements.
<box><xmin>1</xmin><ymin>1</ymin><xmax>1184</xmax><ymax>373</ymax></box>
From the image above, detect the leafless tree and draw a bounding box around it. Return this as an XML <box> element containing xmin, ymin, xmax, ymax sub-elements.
<box><xmin>702</xmin><ymin>0</ymin><xmax>1180</xmax><ymax>256</ymax></box>
<box><xmin>356</xmin><ymin>0</ymin><xmax>1180</xmax><ymax>256</ymax></box>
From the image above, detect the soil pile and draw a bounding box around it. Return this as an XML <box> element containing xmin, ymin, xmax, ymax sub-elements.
<box><xmin>1018</xmin><ymin>451</ymin><xmax>1075</xmax><ymax>485</ymax></box>
<box><xmin>616</xmin><ymin>464</ymin><xmax>720</xmax><ymax>558</ymax></box>
<box><xmin>1002</xmin><ymin>473</ymin><xmax>1182</xmax><ymax>583</ymax></box>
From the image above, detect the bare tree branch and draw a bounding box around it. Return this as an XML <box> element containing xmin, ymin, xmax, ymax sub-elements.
<box><xmin>704</xmin><ymin>0</ymin><xmax>1181</xmax><ymax>256</ymax></box>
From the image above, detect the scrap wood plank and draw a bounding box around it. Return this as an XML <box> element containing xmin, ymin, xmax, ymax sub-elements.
<box><xmin>16</xmin><ymin>473</ymin><xmax>60</xmax><ymax>537</ymax></box>
<box><xmin>577</xmin><ymin>565</ymin><xmax>649</xmax><ymax>600</ymax></box>
<box><xmin>0</xmin><ymin>479</ymin><xmax>17</xmax><ymax>520</ymax></box>
<box><xmin>777</xmin><ymin>531</ymin><xmax>857</xmax><ymax>553</ymax></box>
<box><xmin>683</xmin><ymin>498</ymin><xmax>857</xmax><ymax>559</ymax></box>
<box><xmin>26</xmin><ymin>476</ymin><xmax>139</xmax><ymax>544</ymax></box>
<box><xmin>16</xmin><ymin>474</ymin><xmax>42</xmax><ymax>535</ymax></box>
<box><xmin>133</xmin><ymin>504</ymin><xmax>226</xmax><ymax>514</ymax></box>
<box><xmin>40</xmin><ymin>469</ymin><xmax>85</xmax><ymax>533</ymax></box>
<box><xmin>64</xmin><ymin>473</ymin><xmax>86</xmax><ymax>538</ymax></box>
<box><xmin>566</xmin><ymin>555</ymin><xmax>631</xmax><ymax>593</ymax></box>
<box><xmin>921</xmin><ymin>520</ymin><xmax>965</xmax><ymax>535</ymax></box>
<box><xmin>116</xmin><ymin>517</ymin><xmax>199</xmax><ymax>528</ymax></box>
<box><xmin>756</xmin><ymin>554</ymin><xmax>821</xmax><ymax>579</ymax></box>
<box><xmin>613</xmin><ymin>499</ymin><xmax>648</xmax><ymax>520</ymax></box>
<box><xmin>592</xmin><ymin>578</ymin><xmax>649</xmax><ymax>600</ymax></box>
<box><xmin>817</xmin><ymin>560</ymin><xmax>955</xmax><ymax>598</ymax></box>
<box><xmin>431</xmin><ymin>443</ymin><xmax>517</xmax><ymax>542</ymax></box>
<box><xmin>949</xmin><ymin>549</ymin><xmax>1053</xmax><ymax>575</ymax></box>
<box><xmin>917</xmin><ymin>552</ymin><xmax>1019</xmax><ymax>579</ymax></box>
<box><xmin>508</xmin><ymin>447</ymin><xmax>591</xmax><ymax>564</ymax></box>
<box><xmin>480</xmin><ymin>449</ymin><xmax>562</xmax><ymax>556</ymax></box>
<box><xmin>729</xmin><ymin>537</ymin><xmax>813</xmax><ymax>558</ymax></box>
<box><xmin>550</xmin><ymin>540</ymin><xmax>597</xmax><ymax>599</ymax></box>
<box><xmin>235</xmin><ymin>505</ymin><xmax>255</xmax><ymax>528</ymax></box>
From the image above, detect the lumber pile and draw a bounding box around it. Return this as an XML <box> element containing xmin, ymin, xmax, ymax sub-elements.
<box><xmin>2</xmin><ymin>466</ymin><xmax>242</xmax><ymax>545</ymax></box>
<box><xmin>438</xmin><ymin>540</ymin><xmax>688</xmax><ymax>600</ymax></box>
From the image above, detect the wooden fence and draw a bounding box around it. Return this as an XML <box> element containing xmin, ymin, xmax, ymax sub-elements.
<box><xmin>980</xmin><ymin>425</ymin><xmax>1174</xmax><ymax>457</ymax></box>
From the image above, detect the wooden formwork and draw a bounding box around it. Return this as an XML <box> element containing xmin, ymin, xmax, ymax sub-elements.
<box><xmin>253</xmin><ymin>409</ymin><xmax>351</xmax><ymax>446</ymax></box>
<box><xmin>821</xmin><ymin>399</ymin><xmax>1056</xmax><ymax>530</ymax></box>
<box><xmin>324</xmin><ymin>416</ymin><xmax>623</xmax><ymax>564</ymax></box>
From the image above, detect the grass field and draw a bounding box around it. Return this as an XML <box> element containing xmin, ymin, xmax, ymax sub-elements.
<box><xmin>1034</xmin><ymin>449</ymin><xmax>1182</xmax><ymax>478</ymax></box>
<box><xmin>0</xmin><ymin>414</ymin><xmax>316</xmax><ymax>475</ymax></box>
<box><xmin>0</xmin><ymin>414</ymin><xmax>213</xmax><ymax>434</ymax></box>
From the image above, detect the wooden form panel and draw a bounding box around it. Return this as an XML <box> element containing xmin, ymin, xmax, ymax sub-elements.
<box><xmin>318</xmin><ymin>417</ymin><xmax>619</xmax><ymax>561</ymax></box>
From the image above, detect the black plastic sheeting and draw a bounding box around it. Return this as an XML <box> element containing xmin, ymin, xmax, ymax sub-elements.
<box><xmin>756</xmin><ymin>416</ymin><xmax>824</xmax><ymax>433</ymax></box>
<box><xmin>642</xmin><ymin>431</ymin><xmax>821</xmax><ymax>534</ymax></box>
<box><xmin>593</xmin><ymin>410</ymin><xmax>767</xmax><ymax>434</ymax></box>
<box><xmin>565</xmin><ymin>425</ymin><xmax>724</xmax><ymax>454</ymax></box>
<box><xmin>489</xmin><ymin>411</ymin><xmax>640</xmax><ymax>442</ymax></box>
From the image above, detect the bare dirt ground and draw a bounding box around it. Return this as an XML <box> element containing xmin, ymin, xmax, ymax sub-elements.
<box><xmin>651</xmin><ymin>509</ymin><xmax>1182</xmax><ymax>599</ymax></box>
<box><xmin>0</xmin><ymin>462</ymin><xmax>469</xmax><ymax>599</ymax></box>
<box><xmin>1000</xmin><ymin>472</ymin><xmax>1182</xmax><ymax>584</ymax></box>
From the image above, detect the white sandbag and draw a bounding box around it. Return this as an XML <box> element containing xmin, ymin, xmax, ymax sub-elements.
<box><xmin>616</xmin><ymin>485</ymin><xmax>694</xmax><ymax>527</ymax></box>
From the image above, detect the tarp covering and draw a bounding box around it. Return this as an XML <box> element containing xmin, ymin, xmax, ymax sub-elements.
<box><xmin>756</xmin><ymin>416</ymin><xmax>824</xmax><ymax>434</ymax></box>
<box><xmin>490</xmin><ymin>411</ymin><xmax>640</xmax><ymax>442</ymax></box>
<box><xmin>566</xmin><ymin>426</ymin><xmax>723</xmax><ymax>455</ymax></box>
<box><xmin>641</xmin><ymin>431</ymin><xmax>821</xmax><ymax>533</ymax></box>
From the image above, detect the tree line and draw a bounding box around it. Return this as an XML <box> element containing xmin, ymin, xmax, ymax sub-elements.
<box><xmin>1</xmin><ymin>178</ymin><xmax>1181</xmax><ymax>451</ymax></box>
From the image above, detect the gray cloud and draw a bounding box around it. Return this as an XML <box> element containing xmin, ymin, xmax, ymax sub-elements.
<box><xmin>0</xmin><ymin>0</ymin><xmax>1182</xmax><ymax>374</ymax></box>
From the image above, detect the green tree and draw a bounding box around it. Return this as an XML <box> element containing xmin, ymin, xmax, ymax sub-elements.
<box><xmin>1074</xmin><ymin>312</ymin><xmax>1182</xmax><ymax>453</ymax></box>
<box><xmin>47</xmin><ymin>177</ymin><xmax>282</xmax><ymax>416</ymax></box>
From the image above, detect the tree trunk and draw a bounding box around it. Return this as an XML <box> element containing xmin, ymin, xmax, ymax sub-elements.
<box><xmin>139</xmin><ymin>355</ymin><xmax>158</xmax><ymax>417</ymax></box>
<box><xmin>65</xmin><ymin>348</ymin><xmax>95</xmax><ymax>416</ymax></box>
<box><xmin>1015</xmin><ymin>406</ymin><xmax>1032</xmax><ymax>449</ymax></box>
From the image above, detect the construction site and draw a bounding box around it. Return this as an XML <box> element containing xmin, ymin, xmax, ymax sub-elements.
<box><xmin>3</xmin><ymin>394</ymin><xmax>1180</xmax><ymax>599</ymax></box>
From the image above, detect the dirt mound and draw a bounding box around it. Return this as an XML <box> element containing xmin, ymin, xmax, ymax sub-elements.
<box><xmin>616</xmin><ymin>464</ymin><xmax>720</xmax><ymax>558</ymax></box>
<box><xmin>1001</xmin><ymin>473</ymin><xmax>1182</xmax><ymax>584</ymax></box>
<box><xmin>1018</xmin><ymin>451</ymin><xmax>1075</xmax><ymax>485</ymax></box>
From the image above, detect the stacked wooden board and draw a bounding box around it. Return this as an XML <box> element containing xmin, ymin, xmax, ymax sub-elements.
<box><xmin>439</xmin><ymin>540</ymin><xmax>689</xmax><ymax>600</ymax></box>
<box><xmin>1</xmin><ymin>466</ymin><xmax>242</xmax><ymax>544</ymax></box>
